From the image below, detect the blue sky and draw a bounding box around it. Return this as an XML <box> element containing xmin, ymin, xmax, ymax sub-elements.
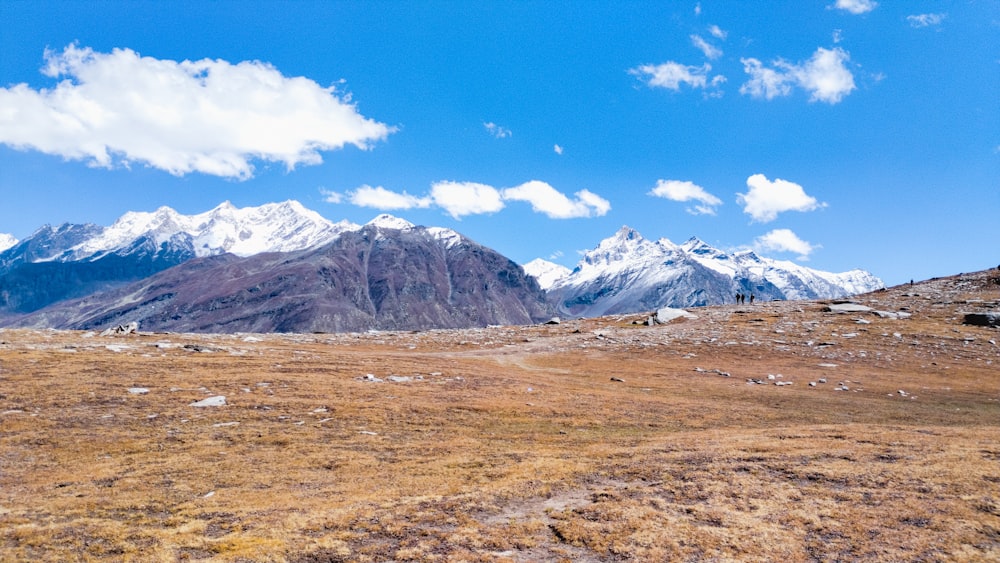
<box><xmin>1</xmin><ymin>0</ymin><xmax>997</xmax><ymax>285</ymax></box>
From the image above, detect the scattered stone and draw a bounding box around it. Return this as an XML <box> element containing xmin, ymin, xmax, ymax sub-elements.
<box><xmin>387</xmin><ymin>375</ymin><xmax>413</xmax><ymax>383</ymax></box>
<box><xmin>824</xmin><ymin>303</ymin><xmax>873</xmax><ymax>313</ymax></box>
<box><xmin>128</xmin><ymin>387</ymin><xmax>150</xmax><ymax>395</ymax></box>
<box><xmin>610</xmin><ymin>377</ymin><xmax>625</xmax><ymax>382</ymax></box>
<box><xmin>544</xmin><ymin>317</ymin><xmax>561</xmax><ymax>325</ymax></box>
<box><xmin>361</xmin><ymin>374</ymin><xmax>384</xmax><ymax>382</ymax></box>
<box><xmin>775</xmin><ymin>381</ymin><xmax>793</xmax><ymax>386</ymax></box>
<box><xmin>809</xmin><ymin>382</ymin><xmax>817</xmax><ymax>387</ymax></box>
<box><xmin>212</xmin><ymin>421</ymin><xmax>239</xmax><ymax>427</ymax></box>
<box><xmin>100</xmin><ymin>321</ymin><xmax>138</xmax><ymax>336</ymax></box>
<box><xmin>874</xmin><ymin>311</ymin><xmax>912</xmax><ymax>319</ymax></box>
<box><xmin>818</xmin><ymin>378</ymin><xmax>827</xmax><ymax>384</ymax></box>
<box><xmin>190</xmin><ymin>396</ymin><xmax>226</xmax><ymax>407</ymax></box>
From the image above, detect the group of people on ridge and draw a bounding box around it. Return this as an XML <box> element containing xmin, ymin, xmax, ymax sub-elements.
<box><xmin>735</xmin><ymin>292</ymin><xmax>754</xmax><ymax>305</ymax></box>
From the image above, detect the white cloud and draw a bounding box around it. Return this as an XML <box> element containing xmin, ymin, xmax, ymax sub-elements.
<box><xmin>484</xmin><ymin>122</ymin><xmax>512</xmax><ymax>139</ymax></box>
<box><xmin>501</xmin><ymin>180</ymin><xmax>611</xmax><ymax>219</ymax></box>
<box><xmin>832</xmin><ymin>29</ymin><xmax>844</xmax><ymax>43</ymax></box>
<box><xmin>754</xmin><ymin>229</ymin><xmax>819</xmax><ymax>260</ymax></box>
<box><xmin>553</xmin><ymin>144</ymin><xmax>564</xmax><ymax>155</ymax></box>
<box><xmin>708</xmin><ymin>25</ymin><xmax>727</xmax><ymax>40</ymax></box>
<box><xmin>740</xmin><ymin>47</ymin><xmax>856</xmax><ymax>104</ymax></box>
<box><xmin>631</xmin><ymin>62</ymin><xmax>714</xmax><ymax>91</ymax></box>
<box><xmin>737</xmin><ymin>174</ymin><xmax>826</xmax><ymax>223</ymax></box>
<box><xmin>430</xmin><ymin>181</ymin><xmax>505</xmax><ymax>219</ymax></box>
<box><xmin>907</xmin><ymin>13</ymin><xmax>946</xmax><ymax>28</ymax></box>
<box><xmin>348</xmin><ymin>185</ymin><xmax>432</xmax><ymax>210</ymax></box>
<box><xmin>694</xmin><ymin>3</ymin><xmax>701</xmax><ymax>16</ymax></box>
<box><xmin>648</xmin><ymin>179</ymin><xmax>722</xmax><ymax>215</ymax></box>
<box><xmin>832</xmin><ymin>0</ymin><xmax>876</xmax><ymax>15</ymax></box>
<box><xmin>691</xmin><ymin>35</ymin><xmax>723</xmax><ymax>60</ymax></box>
<box><xmin>320</xmin><ymin>188</ymin><xmax>343</xmax><ymax>204</ymax></box>
<box><xmin>0</xmin><ymin>45</ymin><xmax>394</xmax><ymax>179</ymax></box>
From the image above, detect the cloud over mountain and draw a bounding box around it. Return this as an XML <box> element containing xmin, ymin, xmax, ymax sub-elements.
<box><xmin>753</xmin><ymin>228</ymin><xmax>819</xmax><ymax>260</ymax></box>
<box><xmin>328</xmin><ymin>180</ymin><xmax>610</xmax><ymax>220</ymax></box>
<box><xmin>0</xmin><ymin>45</ymin><xmax>394</xmax><ymax>179</ymax></box>
<box><xmin>737</xmin><ymin>174</ymin><xmax>826</xmax><ymax>223</ymax></box>
<box><xmin>648</xmin><ymin>179</ymin><xmax>722</xmax><ymax>215</ymax></box>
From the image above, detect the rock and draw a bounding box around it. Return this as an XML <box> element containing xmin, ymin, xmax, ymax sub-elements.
<box><xmin>544</xmin><ymin>317</ymin><xmax>561</xmax><ymax>325</ymax></box>
<box><xmin>824</xmin><ymin>303</ymin><xmax>873</xmax><ymax>313</ymax></box>
<box><xmin>963</xmin><ymin>312</ymin><xmax>1000</xmax><ymax>327</ymax></box>
<box><xmin>128</xmin><ymin>387</ymin><xmax>150</xmax><ymax>395</ymax></box>
<box><xmin>100</xmin><ymin>321</ymin><xmax>139</xmax><ymax>336</ymax></box>
<box><xmin>387</xmin><ymin>375</ymin><xmax>413</xmax><ymax>383</ymax></box>
<box><xmin>653</xmin><ymin>307</ymin><xmax>698</xmax><ymax>324</ymax></box>
<box><xmin>362</xmin><ymin>374</ymin><xmax>384</xmax><ymax>382</ymax></box>
<box><xmin>874</xmin><ymin>311</ymin><xmax>912</xmax><ymax>319</ymax></box>
<box><xmin>610</xmin><ymin>377</ymin><xmax>625</xmax><ymax>382</ymax></box>
<box><xmin>190</xmin><ymin>396</ymin><xmax>226</xmax><ymax>407</ymax></box>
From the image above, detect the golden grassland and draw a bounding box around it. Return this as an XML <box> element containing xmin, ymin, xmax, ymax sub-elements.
<box><xmin>1</xmin><ymin>270</ymin><xmax>999</xmax><ymax>561</ymax></box>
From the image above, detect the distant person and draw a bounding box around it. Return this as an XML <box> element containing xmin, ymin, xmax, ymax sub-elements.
<box><xmin>735</xmin><ymin>292</ymin><xmax>742</xmax><ymax>305</ymax></box>
<box><xmin>749</xmin><ymin>294</ymin><xmax>755</xmax><ymax>304</ymax></box>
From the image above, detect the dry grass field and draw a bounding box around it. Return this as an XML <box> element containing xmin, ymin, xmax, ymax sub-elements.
<box><xmin>2</xmin><ymin>269</ymin><xmax>999</xmax><ymax>562</ymax></box>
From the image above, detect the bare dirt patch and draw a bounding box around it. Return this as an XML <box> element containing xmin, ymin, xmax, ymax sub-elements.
<box><xmin>1</xmin><ymin>270</ymin><xmax>998</xmax><ymax>561</ymax></box>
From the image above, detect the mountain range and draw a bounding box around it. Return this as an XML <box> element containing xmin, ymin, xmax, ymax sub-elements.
<box><xmin>525</xmin><ymin>226</ymin><xmax>883</xmax><ymax>318</ymax></box>
<box><xmin>0</xmin><ymin>201</ymin><xmax>883</xmax><ymax>333</ymax></box>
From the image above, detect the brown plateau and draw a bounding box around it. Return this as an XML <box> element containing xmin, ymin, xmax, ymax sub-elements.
<box><xmin>2</xmin><ymin>269</ymin><xmax>999</xmax><ymax>561</ymax></box>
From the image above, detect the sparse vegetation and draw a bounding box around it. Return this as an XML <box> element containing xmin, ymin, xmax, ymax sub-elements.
<box><xmin>1</xmin><ymin>270</ymin><xmax>998</xmax><ymax>561</ymax></box>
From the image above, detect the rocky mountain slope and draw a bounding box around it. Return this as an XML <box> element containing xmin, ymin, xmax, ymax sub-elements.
<box><xmin>0</xmin><ymin>201</ymin><xmax>354</xmax><ymax>316</ymax></box>
<box><xmin>8</xmin><ymin>217</ymin><xmax>552</xmax><ymax>333</ymax></box>
<box><xmin>528</xmin><ymin>226</ymin><xmax>883</xmax><ymax>317</ymax></box>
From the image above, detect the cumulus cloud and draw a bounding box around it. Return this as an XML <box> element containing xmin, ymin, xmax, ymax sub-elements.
<box><xmin>832</xmin><ymin>0</ymin><xmax>876</xmax><ymax>15</ymax></box>
<box><xmin>737</xmin><ymin>174</ymin><xmax>826</xmax><ymax>223</ymax></box>
<box><xmin>319</xmin><ymin>188</ymin><xmax>343</xmax><ymax>204</ymax></box>
<box><xmin>349</xmin><ymin>185</ymin><xmax>431</xmax><ymax>210</ymax></box>
<box><xmin>648</xmin><ymin>179</ymin><xmax>722</xmax><ymax>215</ymax></box>
<box><xmin>740</xmin><ymin>47</ymin><xmax>856</xmax><ymax>104</ymax></box>
<box><xmin>501</xmin><ymin>180</ymin><xmax>611</xmax><ymax>219</ymax></box>
<box><xmin>907</xmin><ymin>13</ymin><xmax>946</xmax><ymax>28</ymax></box>
<box><xmin>754</xmin><ymin>229</ymin><xmax>819</xmax><ymax>260</ymax></box>
<box><xmin>0</xmin><ymin>45</ymin><xmax>394</xmax><ymax>179</ymax></box>
<box><xmin>691</xmin><ymin>35</ymin><xmax>723</xmax><ymax>60</ymax></box>
<box><xmin>430</xmin><ymin>181</ymin><xmax>506</xmax><ymax>219</ymax></box>
<box><xmin>484</xmin><ymin>122</ymin><xmax>512</xmax><ymax>139</ymax></box>
<box><xmin>554</xmin><ymin>144</ymin><xmax>564</xmax><ymax>155</ymax></box>
<box><xmin>631</xmin><ymin>62</ymin><xmax>725</xmax><ymax>92</ymax></box>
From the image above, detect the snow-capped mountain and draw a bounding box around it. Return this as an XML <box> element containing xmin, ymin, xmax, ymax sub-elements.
<box><xmin>522</xmin><ymin>258</ymin><xmax>571</xmax><ymax>290</ymax></box>
<box><xmin>533</xmin><ymin>226</ymin><xmax>883</xmax><ymax>317</ymax></box>
<box><xmin>42</xmin><ymin>200</ymin><xmax>356</xmax><ymax>262</ymax></box>
<box><xmin>0</xmin><ymin>201</ymin><xmax>358</xmax><ymax>316</ymax></box>
<box><xmin>9</xmin><ymin>216</ymin><xmax>552</xmax><ymax>333</ymax></box>
<box><xmin>0</xmin><ymin>234</ymin><xmax>17</xmax><ymax>253</ymax></box>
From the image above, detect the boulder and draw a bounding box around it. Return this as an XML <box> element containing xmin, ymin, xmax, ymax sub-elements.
<box><xmin>963</xmin><ymin>312</ymin><xmax>1000</xmax><ymax>327</ymax></box>
<box><xmin>653</xmin><ymin>307</ymin><xmax>697</xmax><ymax>324</ymax></box>
<box><xmin>190</xmin><ymin>396</ymin><xmax>226</xmax><ymax>407</ymax></box>
<box><xmin>823</xmin><ymin>303</ymin><xmax>872</xmax><ymax>313</ymax></box>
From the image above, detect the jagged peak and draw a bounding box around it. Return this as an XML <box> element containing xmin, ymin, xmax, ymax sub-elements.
<box><xmin>366</xmin><ymin>214</ymin><xmax>415</xmax><ymax>230</ymax></box>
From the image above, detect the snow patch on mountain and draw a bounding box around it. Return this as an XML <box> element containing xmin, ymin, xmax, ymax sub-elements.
<box><xmin>522</xmin><ymin>259</ymin><xmax>571</xmax><ymax>290</ymax></box>
<box><xmin>366</xmin><ymin>214</ymin><xmax>415</xmax><ymax>231</ymax></box>
<box><xmin>0</xmin><ymin>234</ymin><xmax>17</xmax><ymax>253</ymax></box>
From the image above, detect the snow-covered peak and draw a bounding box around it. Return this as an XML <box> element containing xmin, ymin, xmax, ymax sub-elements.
<box><xmin>523</xmin><ymin>258</ymin><xmax>571</xmax><ymax>290</ymax></box>
<box><xmin>582</xmin><ymin>226</ymin><xmax>657</xmax><ymax>267</ymax></box>
<box><xmin>57</xmin><ymin>200</ymin><xmax>349</xmax><ymax>260</ymax></box>
<box><xmin>0</xmin><ymin>233</ymin><xmax>18</xmax><ymax>253</ymax></box>
<box><xmin>366</xmin><ymin>214</ymin><xmax>415</xmax><ymax>230</ymax></box>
